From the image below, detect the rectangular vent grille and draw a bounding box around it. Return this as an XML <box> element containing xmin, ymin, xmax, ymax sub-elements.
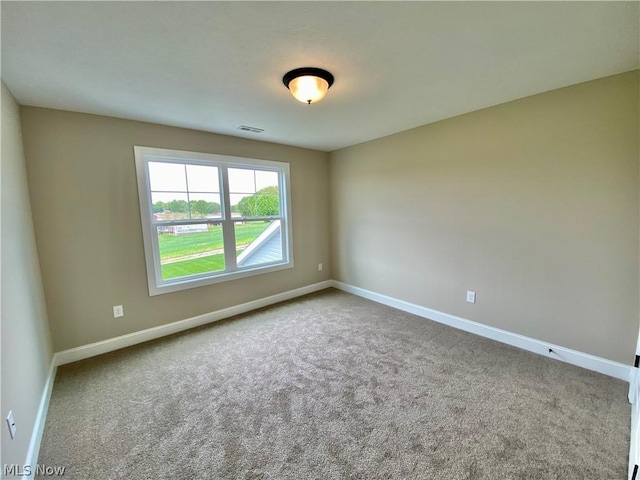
<box><xmin>237</xmin><ymin>125</ymin><xmax>264</xmax><ymax>133</ymax></box>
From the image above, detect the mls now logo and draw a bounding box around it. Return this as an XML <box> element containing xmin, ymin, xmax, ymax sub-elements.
<box><xmin>3</xmin><ymin>464</ymin><xmax>66</xmax><ymax>477</ymax></box>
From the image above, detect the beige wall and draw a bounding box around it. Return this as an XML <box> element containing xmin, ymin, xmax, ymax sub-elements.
<box><xmin>14</xmin><ymin>72</ymin><xmax>639</xmax><ymax>365</ymax></box>
<box><xmin>1</xmin><ymin>83</ymin><xmax>53</xmax><ymax>467</ymax></box>
<box><xmin>330</xmin><ymin>71</ymin><xmax>639</xmax><ymax>364</ymax></box>
<box><xmin>20</xmin><ymin>109</ymin><xmax>330</xmax><ymax>352</ymax></box>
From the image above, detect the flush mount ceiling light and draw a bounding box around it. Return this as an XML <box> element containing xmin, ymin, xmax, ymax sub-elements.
<box><xmin>283</xmin><ymin>67</ymin><xmax>334</xmax><ymax>105</ymax></box>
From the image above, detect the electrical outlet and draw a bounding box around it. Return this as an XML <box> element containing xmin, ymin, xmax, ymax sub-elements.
<box><xmin>318</xmin><ymin>263</ymin><xmax>323</xmax><ymax>271</ymax></box>
<box><xmin>113</xmin><ymin>305</ymin><xmax>124</xmax><ymax>318</ymax></box>
<box><xmin>466</xmin><ymin>291</ymin><xmax>476</xmax><ymax>304</ymax></box>
<box><xmin>6</xmin><ymin>411</ymin><xmax>16</xmax><ymax>439</ymax></box>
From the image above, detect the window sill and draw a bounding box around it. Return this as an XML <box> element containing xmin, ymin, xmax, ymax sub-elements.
<box><xmin>148</xmin><ymin>261</ymin><xmax>294</xmax><ymax>296</ymax></box>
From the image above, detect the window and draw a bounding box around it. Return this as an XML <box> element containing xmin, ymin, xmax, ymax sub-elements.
<box><xmin>134</xmin><ymin>146</ymin><xmax>293</xmax><ymax>295</ymax></box>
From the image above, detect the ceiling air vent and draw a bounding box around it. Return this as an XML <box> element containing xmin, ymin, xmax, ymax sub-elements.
<box><xmin>237</xmin><ymin>125</ymin><xmax>264</xmax><ymax>134</ymax></box>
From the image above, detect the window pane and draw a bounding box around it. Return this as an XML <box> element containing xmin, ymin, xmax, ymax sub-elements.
<box><xmin>230</xmin><ymin>192</ymin><xmax>280</xmax><ymax>217</ymax></box>
<box><xmin>186</xmin><ymin>165</ymin><xmax>219</xmax><ymax>193</ymax></box>
<box><xmin>229</xmin><ymin>168</ymin><xmax>281</xmax><ymax>217</ymax></box>
<box><xmin>151</xmin><ymin>192</ymin><xmax>190</xmax><ymax>220</ymax></box>
<box><xmin>236</xmin><ymin>220</ymin><xmax>282</xmax><ymax>268</ymax></box>
<box><xmin>149</xmin><ymin>162</ymin><xmax>186</xmax><ymax>191</ymax></box>
<box><xmin>188</xmin><ymin>193</ymin><xmax>222</xmax><ymax>219</ymax></box>
<box><xmin>255</xmin><ymin>192</ymin><xmax>280</xmax><ymax>216</ymax></box>
<box><xmin>229</xmin><ymin>168</ymin><xmax>280</xmax><ymax>193</ymax></box>
<box><xmin>230</xmin><ymin>193</ymin><xmax>248</xmax><ymax>215</ymax></box>
<box><xmin>231</xmin><ymin>193</ymin><xmax>256</xmax><ymax>216</ymax></box>
<box><xmin>255</xmin><ymin>170</ymin><xmax>279</xmax><ymax>191</ymax></box>
<box><xmin>228</xmin><ymin>168</ymin><xmax>256</xmax><ymax>193</ymax></box>
<box><xmin>157</xmin><ymin>223</ymin><xmax>225</xmax><ymax>280</ymax></box>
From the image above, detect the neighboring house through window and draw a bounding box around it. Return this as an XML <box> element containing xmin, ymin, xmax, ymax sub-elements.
<box><xmin>134</xmin><ymin>146</ymin><xmax>293</xmax><ymax>295</ymax></box>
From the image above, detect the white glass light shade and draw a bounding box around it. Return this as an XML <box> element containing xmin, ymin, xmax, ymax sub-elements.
<box><xmin>288</xmin><ymin>75</ymin><xmax>330</xmax><ymax>104</ymax></box>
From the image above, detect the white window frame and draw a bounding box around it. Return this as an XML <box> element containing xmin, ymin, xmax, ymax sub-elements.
<box><xmin>134</xmin><ymin>146</ymin><xmax>293</xmax><ymax>296</ymax></box>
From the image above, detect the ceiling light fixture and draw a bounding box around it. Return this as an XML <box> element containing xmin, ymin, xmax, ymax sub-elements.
<box><xmin>283</xmin><ymin>67</ymin><xmax>334</xmax><ymax>105</ymax></box>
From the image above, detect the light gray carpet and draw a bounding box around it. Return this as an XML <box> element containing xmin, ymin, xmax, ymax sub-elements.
<box><xmin>37</xmin><ymin>289</ymin><xmax>629</xmax><ymax>479</ymax></box>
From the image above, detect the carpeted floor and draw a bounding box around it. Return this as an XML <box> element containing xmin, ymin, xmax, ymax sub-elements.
<box><xmin>37</xmin><ymin>289</ymin><xmax>629</xmax><ymax>479</ymax></box>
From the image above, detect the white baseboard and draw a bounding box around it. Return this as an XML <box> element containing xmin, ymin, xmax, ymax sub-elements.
<box><xmin>22</xmin><ymin>358</ymin><xmax>57</xmax><ymax>480</ymax></box>
<box><xmin>331</xmin><ymin>280</ymin><xmax>632</xmax><ymax>382</ymax></box>
<box><xmin>54</xmin><ymin>280</ymin><xmax>333</xmax><ymax>366</ymax></box>
<box><xmin>630</xmin><ymin>368</ymin><xmax>640</xmax><ymax>480</ymax></box>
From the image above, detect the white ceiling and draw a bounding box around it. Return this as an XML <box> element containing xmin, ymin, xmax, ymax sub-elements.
<box><xmin>2</xmin><ymin>2</ymin><xmax>638</xmax><ymax>152</ymax></box>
